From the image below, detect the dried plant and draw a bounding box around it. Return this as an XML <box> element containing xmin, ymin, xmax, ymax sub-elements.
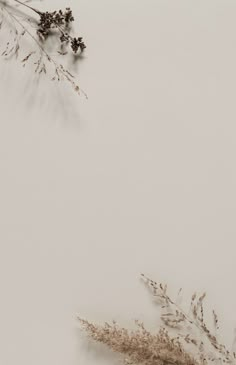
<box><xmin>79</xmin><ymin>274</ymin><xmax>236</xmax><ymax>365</ymax></box>
<box><xmin>0</xmin><ymin>0</ymin><xmax>86</xmax><ymax>96</ymax></box>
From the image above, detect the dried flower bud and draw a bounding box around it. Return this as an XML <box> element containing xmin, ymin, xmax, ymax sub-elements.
<box><xmin>71</xmin><ymin>37</ymin><xmax>86</xmax><ymax>53</ymax></box>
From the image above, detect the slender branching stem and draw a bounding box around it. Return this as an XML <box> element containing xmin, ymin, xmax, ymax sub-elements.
<box><xmin>0</xmin><ymin>0</ymin><xmax>87</xmax><ymax>96</ymax></box>
<box><xmin>13</xmin><ymin>0</ymin><xmax>41</xmax><ymax>15</ymax></box>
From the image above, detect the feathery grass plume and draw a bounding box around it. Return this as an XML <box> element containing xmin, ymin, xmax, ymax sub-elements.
<box><xmin>78</xmin><ymin>318</ymin><xmax>199</xmax><ymax>365</ymax></box>
<box><xmin>78</xmin><ymin>275</ymin><xmax>236</xmax><ymax>365</ymax></box>
<box><xmin>0</xmin><ymin>0</ymin><xmax>86</xmax><ymax>96</ymax></box>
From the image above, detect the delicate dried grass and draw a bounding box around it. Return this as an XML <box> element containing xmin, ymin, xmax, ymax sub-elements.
<box><xmin>79</xmin><ymin>318</ymin><xmax>199</xmax><ymax>365</ymax></box>
<box><xmin>0</xmin><ymin>0</ymin><xmax>86</xmax><ymax>96</ymax></box>
<box><xmin>79</xmin><ymin>275</ymin><xmax>236</xmax><ymax>365</ymax></box>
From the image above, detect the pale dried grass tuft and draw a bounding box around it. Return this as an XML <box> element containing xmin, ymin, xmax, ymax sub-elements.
<box><xmin>79</xmin><ymin>275</ymin><xmax>236</xmax><ymax>365</ymax></box>
<box><xmin>79</xmin><ymin>318</ymin><xmax>199</xmax><ymax>365</ymax></box>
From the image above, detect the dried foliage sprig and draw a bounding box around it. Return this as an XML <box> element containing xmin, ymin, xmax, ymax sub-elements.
<box><xmin>79</xmin><ymin>275</ymin><xmax>236</xmax><ymax>365</ymax></box>
<box><xmin>0</xmin><ymin>0</ymin><xmax>86</xmax><ymax>96</ymax></box>
<box><xmin>79</xmin><ymin>318</ymin><xmax>198</xmax><ymax>365</ymax></box>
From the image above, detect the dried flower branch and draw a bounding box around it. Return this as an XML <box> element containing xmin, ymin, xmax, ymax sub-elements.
<box><xmin>79</xmin><ymin>275</ymin><xmax>236</xmax><ymax>365</ymax></box>
<box><xmin>0</xmin><ymin>0</ymin><xmax>86</xmax><ymax>96</ymax></box>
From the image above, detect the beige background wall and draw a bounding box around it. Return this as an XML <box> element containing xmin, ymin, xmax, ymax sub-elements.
<box><xmin>0</xmin><ymin>1</ymin><xmax>236</xmax><ymax>364</ymax></box>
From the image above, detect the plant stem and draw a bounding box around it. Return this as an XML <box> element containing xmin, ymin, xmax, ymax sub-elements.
<box><xmin>13</xmin><ymin>0</ymin><xmax>41</xmax><ymax>15</ymax></box>
<box><xmin>2</xmin><ymin>5</ymin><xmax>81</xmax><ymax>94</ymax></box>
